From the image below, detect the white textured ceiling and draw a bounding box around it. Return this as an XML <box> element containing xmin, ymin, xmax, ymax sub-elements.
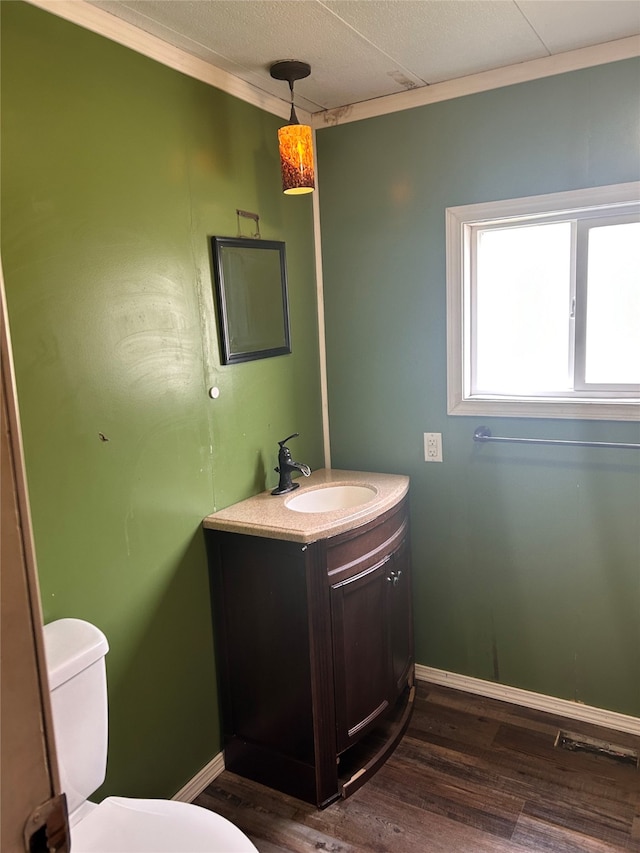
<box><xmin>89</xmin><ymin>0</ymin><xmax>640</xmax><ymax>113</ymax></box>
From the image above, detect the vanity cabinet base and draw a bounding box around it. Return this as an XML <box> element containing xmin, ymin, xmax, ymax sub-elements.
<box><xmin>337</xmin><ymin>682</ymin><xmax>415</xmax><ymax>799</ymax></box>
<box><xmin>205</xmin><ymin>496</ymin><xmax>414</xmax><ymax>808</ymax></box>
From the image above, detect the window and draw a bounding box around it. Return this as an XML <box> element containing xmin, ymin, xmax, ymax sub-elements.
<box><xmin>446</xmin><ymin>183</ymin><xmax>640</xmax><ymax>420</ymax></box>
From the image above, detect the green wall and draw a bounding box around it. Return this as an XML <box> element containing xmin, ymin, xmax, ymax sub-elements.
<box><xmin>317</xmin><ymin>60</ymin><xmax>640</xmax><ymax>717</ymax></box>
<box><xmin>3</xmin><ymin>2</ymin><xmax>639</xmax><ymax>808</ymax></box>
<box><xmin>1</xmin><ymin>2</ymin><xmax>323</xmax><ymax>798</ymax></box>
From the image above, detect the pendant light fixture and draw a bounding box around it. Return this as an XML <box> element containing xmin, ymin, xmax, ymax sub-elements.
<box><xmin>270</xmin><ymin>60</ymin><xmax>315</xmax><ymax>195</ymax></box>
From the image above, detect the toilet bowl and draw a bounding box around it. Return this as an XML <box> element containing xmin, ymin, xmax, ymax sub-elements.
<box><xmin>44</xmin><ymin>618</ymin><xmax>257</xmax><ymax>853</ymax></box>
<box><xmin>68</xmin><ymin>797</ymin><xmax>255</xmax><ymax>852</ymax></box>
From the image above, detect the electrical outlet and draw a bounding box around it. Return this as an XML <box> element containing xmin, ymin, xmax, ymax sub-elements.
<box><xmin>424</xmin><ymin>432</ymin><xmax>443</xmax><ymax>463</ymax></box>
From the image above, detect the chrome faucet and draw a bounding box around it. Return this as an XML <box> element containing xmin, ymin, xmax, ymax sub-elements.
<box><xmin>271</xmin><ymin>433</ymin><xmax>311</xmax><ymax>495</ymax></box>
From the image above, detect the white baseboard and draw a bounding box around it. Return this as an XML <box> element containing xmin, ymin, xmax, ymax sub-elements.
<box><xmin>173</xmin><ymin>668</ymin><xmax>638</xmax><ymax>801</ymax></box>
<box><xmin>172</xmin><ymin>752</ymin><xmax>225</xmax><ymax>803</ymax></box>
<box><xmin>416</xmin><ymin>665</ymin><xmax>640</xmax><ymax>736</ymax></box>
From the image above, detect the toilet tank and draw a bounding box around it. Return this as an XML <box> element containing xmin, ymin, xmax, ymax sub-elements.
<box><xmin>44</xmin><ymin>619</ymin><xmax>110</xmax><ymax>816</ymax></box>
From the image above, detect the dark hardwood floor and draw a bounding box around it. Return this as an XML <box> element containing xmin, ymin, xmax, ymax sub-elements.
<box><xmin>195</xmin><ymin>682</ymin><xmax>640</xmax><ymax>852</ymax></box>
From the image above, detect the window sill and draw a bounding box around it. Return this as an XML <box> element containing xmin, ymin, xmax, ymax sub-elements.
<box><xmin>448</xmin><ymin>395</ymin><xmax>640</xmax><ymax>422</ymax></box>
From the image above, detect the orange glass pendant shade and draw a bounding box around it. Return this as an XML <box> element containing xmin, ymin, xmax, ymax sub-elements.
<box><xmin>278</xmin><ymin>122</ymin><xmax>315</xmax><ymax>195</ymax></box>
<box><xmin>270</xmin><ymin>61</ymin><xmax>315</xmax><ymax>196</ymax></box>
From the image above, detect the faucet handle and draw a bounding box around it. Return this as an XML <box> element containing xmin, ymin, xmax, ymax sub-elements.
<box><xmin>278</xmin><ymin>433</ymin><xmax>299</xmax><ymax>448</ymax></box>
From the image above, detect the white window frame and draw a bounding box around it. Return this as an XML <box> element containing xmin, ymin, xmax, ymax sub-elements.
<box><xmin>446</xmin><ymin>182</ymin><xmax>640</xmax><ymax>421</ymax></box>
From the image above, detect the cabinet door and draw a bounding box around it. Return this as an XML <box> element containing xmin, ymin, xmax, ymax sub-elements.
<box><xmin>387</xmin><ymin>539</ymin><xmax>413</xmax><ymax>697</ymax></box>
<box><xmin>331</xmin><ymin>557</ymin><xmax>391</xmax><ymax>754</ymax></box>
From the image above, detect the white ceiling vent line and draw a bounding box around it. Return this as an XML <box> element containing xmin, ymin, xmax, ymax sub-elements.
<box><xmin>517</xmin><ymin>0</ymin><xmax>640</xmax><ymax>54</ymax></box>
<box><xmin>316</xmin><ymin>0</ymin><xmax>427</xmax><ymax>91</ymax></box>
<box><xmin>512</xmin><ymin>0</ymin><xmax>555</xmax><ymax>56</ymax></box>
<box><xmin>322</xmin><ymin>0</ymin><xmax>550</xmax><ymax>86</ymax></box>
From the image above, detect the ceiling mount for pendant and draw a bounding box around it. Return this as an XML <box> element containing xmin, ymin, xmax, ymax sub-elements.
<box><xmin>269</xmin><ymin>60</ymin><xmax>315</xmax><ymax>195</ymax></box>
<box><xmin>270</xmin><ymin>60</ymin><xmax>311</xmax><ymax>85</ymax></box>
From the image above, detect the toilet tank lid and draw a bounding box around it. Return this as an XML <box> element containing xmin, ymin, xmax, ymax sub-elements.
<box><xmin>44</xmin><ymin>618</ymin><xmax>109</xmax><ymax>690</ymax></box>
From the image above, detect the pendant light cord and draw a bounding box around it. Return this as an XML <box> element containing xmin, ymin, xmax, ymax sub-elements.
<box><xmin>288</xmin><ymin>80</ymin><xmax>299</xmax><ymax>125</ymax></box>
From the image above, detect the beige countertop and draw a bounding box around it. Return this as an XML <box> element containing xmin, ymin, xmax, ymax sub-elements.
<box><xmin>202</xmin><ymin>468</ymin><xmax>410</xmax><ymax>543</ymax></box>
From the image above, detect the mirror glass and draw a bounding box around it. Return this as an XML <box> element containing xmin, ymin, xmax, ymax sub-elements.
<box><xmin>211</xmin><ymin>237</ymin><xmax>291</xmax><ymax>364</ymax></box>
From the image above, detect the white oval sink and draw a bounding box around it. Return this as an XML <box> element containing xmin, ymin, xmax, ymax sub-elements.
<box><xmin>286</xmin><ymin>484</ymin><xmax>376</xmax><ymax>513</ymax></box>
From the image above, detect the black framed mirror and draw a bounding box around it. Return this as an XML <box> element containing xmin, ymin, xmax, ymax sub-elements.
<box><xmin>210</xmin><ymin>236</ymin><xmax>291</xmax><ymax>364</ymax></box>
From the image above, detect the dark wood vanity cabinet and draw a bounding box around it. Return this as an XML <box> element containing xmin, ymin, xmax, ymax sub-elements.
<box><xmin>330</xmin><ymin>535</ymin><xmax>412</xmax><ymax>755</ymax></box>
<box><xmin>205</xmin><ymin>496</ymin><xmax>414</xmax><ymax>808</ymax></box>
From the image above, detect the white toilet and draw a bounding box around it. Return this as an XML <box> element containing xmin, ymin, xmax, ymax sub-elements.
<box><xmin>44</xmin><ymin>618</ymin><xmax>258</xmax><ymax>853</ymax></box>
